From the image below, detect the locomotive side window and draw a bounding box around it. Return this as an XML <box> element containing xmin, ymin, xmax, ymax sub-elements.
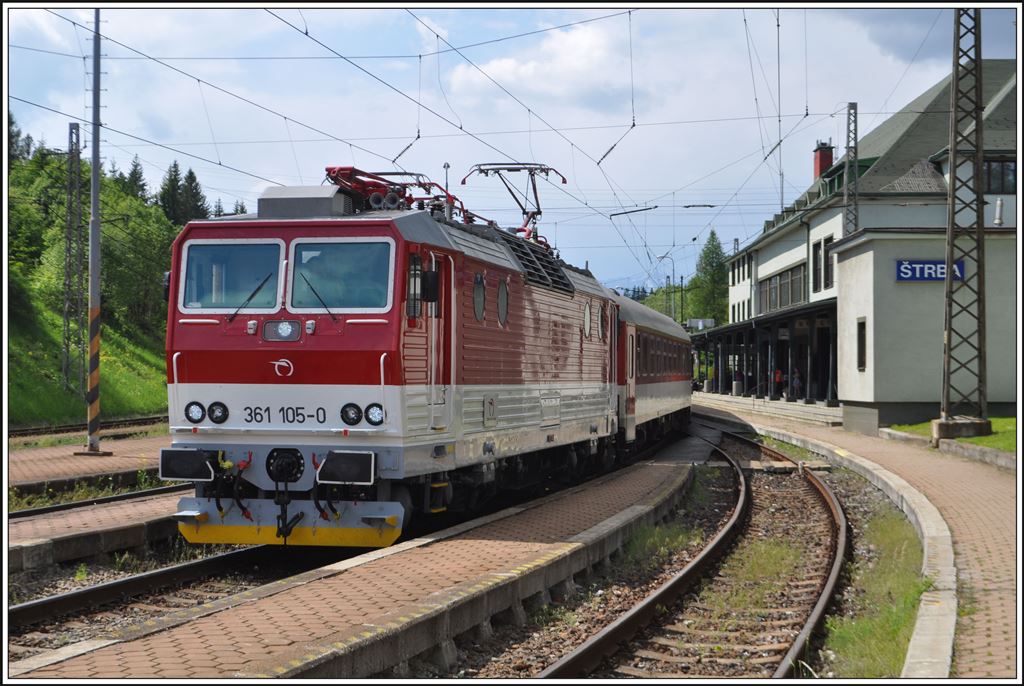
<box><xmin>406</xmin><ymin>254</ymin><xmax>422</xmax><ymax>318</ymax></box>
<box><xmin>473</xmin><ymin>273</ymin><xmax>486</xmax><ymax>321</ymax></box>
<box><xmin>290</xmin><ymin>238</ymin><xmax>394</xmax><ymax>313</ymax></box>
<box><xmin>497</xmin><ymin>279</ymin><xmax>509</xmax><ymax>327</ymax></box>
<box><xmin>181</xmin><ymin>240</ymin><xmax>282</xmax><ymax>312</ymax></box>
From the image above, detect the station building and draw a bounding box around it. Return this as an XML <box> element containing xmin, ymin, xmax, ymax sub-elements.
<box><xmin>691</xmin><ymin>59</ymin><xmax>1017</xmax><ymax>435</ymax></box>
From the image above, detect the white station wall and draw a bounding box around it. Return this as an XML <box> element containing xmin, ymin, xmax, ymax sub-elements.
<box><xmin>837</xmin><ymin>233</ymin><xmax>1017</xmax><ymax>404</ymax></box>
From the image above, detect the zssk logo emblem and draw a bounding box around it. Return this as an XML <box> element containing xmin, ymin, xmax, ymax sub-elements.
<box><xmin>270</xmin><ymin>359</ymin><xmax>294</xmax><ymax>377</ymax></box>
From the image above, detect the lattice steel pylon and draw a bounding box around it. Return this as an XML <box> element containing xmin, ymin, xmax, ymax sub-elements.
<box><xmin>842</xmin><ymin>102</ymin><xmax>858</xmax><ymax>236</ymax></box>
<box><xmin>940</xmin><ymin>9</ymin><xmax>987</xmax><ymax>422</ymax></box>
<box><xmin>62</xmin><ymin>122</ymin><xmax>87</xmax><ymax>396</ymax></box>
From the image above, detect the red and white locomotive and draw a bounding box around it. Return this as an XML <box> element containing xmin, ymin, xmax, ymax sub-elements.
<box><xmin>160</xmin><ymin>166</ymin><xmax>692</xmax><ymax>547</ymax></box>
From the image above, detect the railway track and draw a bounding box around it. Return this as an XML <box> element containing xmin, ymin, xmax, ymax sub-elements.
<box><xmin>8</xmin><ymin>415</ymin><xmax>168</xmax><ymax>439</ymax></box>
<box><xmin>9</xmin><ymin>484</ymin><xmax>192</xmax><ymax>519</ymax></box>
<box><xmin>540</xmin><ymin>422</ymin><xmax>847</xmax><ymax>679</ymax></box>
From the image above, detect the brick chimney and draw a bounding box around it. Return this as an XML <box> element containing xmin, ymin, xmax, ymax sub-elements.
<box><xmin>813</xmin><ymin>139</ymin><xmax>834</xmax><ymax>179</ymax></box>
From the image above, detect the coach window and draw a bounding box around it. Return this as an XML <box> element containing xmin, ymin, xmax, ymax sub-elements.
<box><xmin>473</xmin><ymin>273</ymin><xmax>486</xmax><ymax>321</ymax></box>
<box><xmin>598</xmin><ymin>304</ymin><xmax>606</xmax><ymax>340</ymax></box>
<box><xmin>583</xmin><ymin>301</ymin><xmax>592</xmax><ymax>338</ymax></box>
<box><xmin>629</xmin><ymin>334</ymin><xmax>635</xmax><ymax>379</ymax></box>
<box><xmin>497</xmin><ymin>279</ymin><xmax>509</xmax><ymax>327</ymax></box>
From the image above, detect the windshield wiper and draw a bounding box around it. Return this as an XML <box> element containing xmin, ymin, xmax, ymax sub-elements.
<box><xmin>227</xmin><ymin>272</ymin><xmax>273</xmax><ymax>322</ymax></box>
<box><xmin>299</xmin><ymin>272</ymin><xmax>338</xmax><ymax>322</ymax></box>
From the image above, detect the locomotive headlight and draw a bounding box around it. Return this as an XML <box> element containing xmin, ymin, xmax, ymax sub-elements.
<box><xmin>262</xmin><ymin>320</ymin><xmax>301</xmax><ymax>341</ymax></box>
<box><xmin>364</xmin><ymin>403</ymin><xmax>385</xmax><ymax>426</ymax></box>
<box><xmin>341</xmin><ymin>403</ymin><xmax>363</xmax><ymax>426</ymax></box>
<box><xmin>185</xmin><ymin>402</ymin><xmax>206</xmax><ymax>424</ymax></box>
<box><xmin>208</xmin><ymin>402</ymin><xmax>229</xmax><ymax>424</ymax></box>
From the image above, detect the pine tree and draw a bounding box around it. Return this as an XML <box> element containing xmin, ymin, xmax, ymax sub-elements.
<box><xmin>213</xmin><ymin>198</ymin><xmax>224</xmax><ymax>217</ymax></box>
<box><xmin>124</xmin><ymin>155</ymin><xmax>148</xmax><ymax>201</ymax></box>
<box><xmin>181</xmin><ymin>168</ymin><xmax>210</xmax><ymax>221</ymax></box>
<box><xmin>8</xmin><ymin>113</ymin><xmax>34</xmax><ymax>168</ymax></box>
<box><xmin>233</xmin><ymin>199</ymin><xmax>247</xmax><ymax>215</ymax></box>
<box><xmin>690</xmin><ymin>229</ymin><xmax>728</xmax><ymax>324</ymax></box>
<box><xmin>159</xmin><ymin>161</ymin><xmax>185</xmax><ymax>225</ymax></box>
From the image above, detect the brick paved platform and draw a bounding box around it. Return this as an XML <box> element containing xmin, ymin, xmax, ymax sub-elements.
<box><xmin>13</xmin><ymin>435</ymin><xmax>716</xmax><ymax>678</ymax></box>
<box><xmin>694</xmin><ymin>402</ymin><xmax>1018</xmax><ymax>679</ymax></box>
<box><xmin>9</xmin><ymin>493</ymin><xmax>180</xmax><ymax>572</ymax></box>
<box><xmin>8</xmin><ymin>436</ymin><xmax>166</xmax><ymax>490</ymax></box>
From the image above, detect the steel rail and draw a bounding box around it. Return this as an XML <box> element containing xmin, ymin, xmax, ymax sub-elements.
<box><xmin>9</xmin><ymin>484</ymin><xmax>192</xmax><ymax>520</ymax></box>
<box><xmin>539</xmin><ymin>428</ymin><xmax>750</xmax><ymax>678</ymax></box>
<box><xmin>9</xmin><ymin>415</ymin><xmax>168</xmax><ymax>438</ymax></box>
<box><xmin>695</xmin><ymin>420</ymin><xmax>848</xmax><ymax>678</ymax></box>
<box><xmin>9</xmin><ymin>546</ymin><xmax>268</xmax><ymax>629</ymax></box>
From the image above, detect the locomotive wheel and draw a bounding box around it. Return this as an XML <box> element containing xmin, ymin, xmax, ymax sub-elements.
<box><xmin>393</xmin><ymin>483</ymin><xmax>413</xmax><ymax>530</ymax></box>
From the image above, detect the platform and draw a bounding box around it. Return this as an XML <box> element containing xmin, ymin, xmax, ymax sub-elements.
<box><xmin>13</xmin><ymin>436</ymin><xmax>715</xmax><ymax>678</ymax></box>
<box><xmin>9</xmin><ymin>493</ymin><xmax>181</xmax><ymax>572</ymax></box>
<box><xmin>8</xmin><ymin>436</ymin><xmax>165</xmax><ymax>492</ymax></box>
<box><xmin>693</xmin><ymin>391</ymin><xmax>843</xmax><ymax>426</ymax></box>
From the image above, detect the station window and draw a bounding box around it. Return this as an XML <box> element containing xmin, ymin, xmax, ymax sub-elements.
<box><xmin>983</xmin><ymin>160</ymin><xmax>1016</xmax><ymax>194</ymax></box>
<box><xmin>792</xmin><ymin>264</ymin><xmax>805</xmax><ymax>304</ymax></box>
<box><xmin>812</xmin><ymin>241</ymin><xmax>822</xmax><ymax>292</ymax></box>
<box><xmin>780</xmin><ymin>271</ymin><xmax>791</xmax><ymax>308</ymax></box>
<box><xmin>823</xmin><ymin>237</ymin><xmax>835</xmax><ymax>289</ymax></box>
<box><xmin>857</xmin><ymin>318</ymin><xmax>867</xmax><ymax>371</ymax></box>
<box><xmin>769</xmin><ymin>275</ymin><xmax>779</xmax><ymax>311</ymax></box>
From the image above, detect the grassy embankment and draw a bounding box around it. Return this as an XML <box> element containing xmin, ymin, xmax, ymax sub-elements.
<box><xmin>891</xmin><ymin>417</ymin><xmax>1016</xmax><ymax>453</ymax></box>
<box><xmin>8</xmin><ymin>298</ymin><xmax>168</xmax><ymax>428</ymax></box>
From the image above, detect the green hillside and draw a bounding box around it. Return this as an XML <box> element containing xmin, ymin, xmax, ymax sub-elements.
<box><xmin>8</xmin><ymin>122</ymin><xmax>176</xmax><ymax>429</ymax></box>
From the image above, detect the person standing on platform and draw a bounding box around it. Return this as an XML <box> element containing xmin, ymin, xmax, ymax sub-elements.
<box><xmin>792</xmin><ymin>367</ymin><xmax>802</xmax><ymax>400</ymax></box>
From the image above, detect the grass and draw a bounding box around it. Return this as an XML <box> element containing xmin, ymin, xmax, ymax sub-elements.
<box><xmin>759</xmin><ymin>436</ymin><xmax>821</xmax><ymax>463</ymax></box>
<box><xmin>890</xmin><ymin>417</ymin><xmax>1016</xmax><ymax>453</ymax></box>
<box><xmin>8</xmin><ymin>469</ymin><xmax>167</xmax><ymax>511</ymax></box>
<box><xmin>821</xmin><ymin>509</ymin><xmax>929</xmax><ymax>678</ymax></box>
<box><xmin>621</xmin><ymin>521</ymin><xmax>704</xmax><ymax>573</ymax></box>
<box><xmin>699</xmin><ymin>539</ymin><xmax>802</xmax><ymax>619</ymax></box>
<box><xmin>8</xmin><ymin>423</ymin><xmax>168</xmax><ymax>451</ymax></box>
<box><xmin>7</xmin><ymin>304</ymin><xmax>168</xmax><ymax>428</ymax></box>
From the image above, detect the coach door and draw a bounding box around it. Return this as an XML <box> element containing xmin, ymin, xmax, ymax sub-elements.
<box><xmin>427</xmin><ymin>252</ymin><xmax>454</xmax><ymax>430</ymax></box>
<box><xmin>624</xmin><ymin>323</ymin><xmax>637</xmax><ymax>442</ymax></box>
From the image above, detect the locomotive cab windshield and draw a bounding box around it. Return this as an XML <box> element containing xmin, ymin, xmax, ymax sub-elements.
<box><xmin>289</xmin><ymin>238</ymin><xmax>395</xmax><ymax>313</ymax></box>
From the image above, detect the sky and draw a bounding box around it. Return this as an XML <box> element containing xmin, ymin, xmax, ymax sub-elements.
<box><xmin>5</xmin><ymin>3</ymin><xmax>1020</xmax><ymax>293</ymax></box>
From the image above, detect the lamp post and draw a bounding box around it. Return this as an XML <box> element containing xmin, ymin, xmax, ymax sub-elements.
<box><xmin>656</xmin><ymin>252</ymin><xmax>676</xmax><ymax>322</ymax></box>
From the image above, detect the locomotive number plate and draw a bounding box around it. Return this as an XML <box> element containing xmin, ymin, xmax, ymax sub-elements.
<box><xmin>243</xmin><ymin>405</ymin><xmax>328</xmax><ymax>424</ymax></box>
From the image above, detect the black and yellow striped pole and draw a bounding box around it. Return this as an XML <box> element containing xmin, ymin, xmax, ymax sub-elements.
<box><xmin>75</xmin><ymin>8</ymin><xmax>112</xmax><ymax>457</ymax></box>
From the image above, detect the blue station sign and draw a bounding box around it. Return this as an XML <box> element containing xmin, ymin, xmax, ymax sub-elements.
<box><xmin>896</xmin><ymin>259</ymin><xmax>965</xmax><ymax>282</ymax></box>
